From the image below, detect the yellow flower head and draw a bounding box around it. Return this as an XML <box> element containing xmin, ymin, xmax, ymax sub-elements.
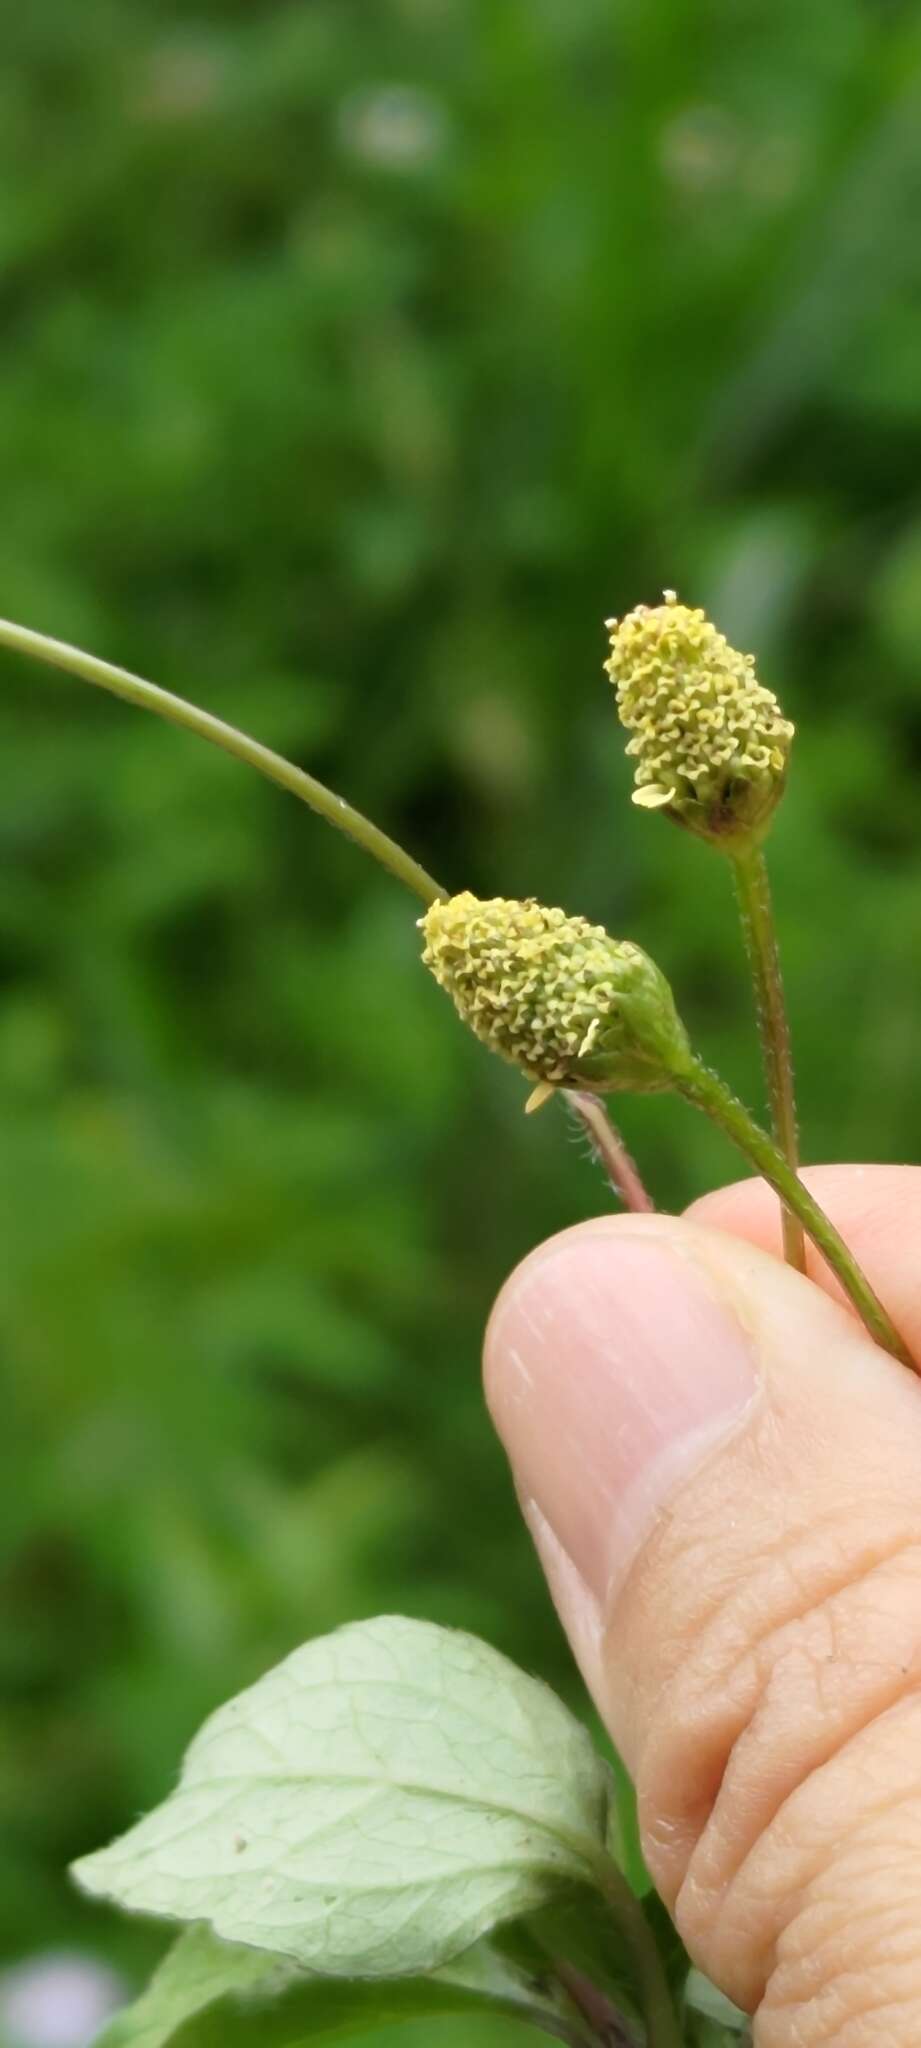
<box><xmin>420</xmin><ymin>891</ymin><xmax>690</xmax><ymax>1095</ymax></box>
<box><xmin>605</xmin><ymin>591</ymin><xmax>794</xmax><ymax>845</ymax></box>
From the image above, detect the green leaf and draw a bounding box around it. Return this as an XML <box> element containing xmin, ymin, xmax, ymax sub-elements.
<box><xmin>167</xmin><ymin>1974</ymin><xmax>579</xmax><ymax>2047</ymax></box>
<box><xmin>685</xmin><ymin>1969</ymin><xmax>751</xmax><ymax>2035</ymax></box>
<box><xmin>93</xmin><ymin>1926</ymin><xmax>298</xmax><ymax>2048</ymax></box>
<box><xmin>74</xmin><ymin>1617</ymin><xmax>612</xmax><ymax>1980</ymax></box>
<box><xmin>96</xmin><ymin>1924</ymin><xmax>589</xmax><ymax>2048</ymax></box>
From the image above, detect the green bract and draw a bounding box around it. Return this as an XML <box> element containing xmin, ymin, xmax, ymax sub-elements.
<box><xmin>420</xmin><ymin>891</ymin><xmax>691</xmax><ymax>1094</ymax></box>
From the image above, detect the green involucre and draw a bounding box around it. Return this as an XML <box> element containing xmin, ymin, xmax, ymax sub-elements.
<box><xmin>420</xmin><ymin>892</ymin><xmax>691</xmax><ymax>1094</ymax></box>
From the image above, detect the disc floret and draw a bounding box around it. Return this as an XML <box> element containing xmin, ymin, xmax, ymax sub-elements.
<box><xmin>605</xmin><ymin>590</ymin><xmax>794</xmax><ymax>845</ymax></box>
<box><xmin>420</xmin><ymin>891</ymin><xmax>690</xmax><ymax>1095</ymax></box>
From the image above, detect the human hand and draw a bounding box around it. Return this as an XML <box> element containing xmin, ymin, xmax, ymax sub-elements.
<box><xmin>485</xmin><ymin>1166</ymin><xmax>921</xmax><ymax>2046</ymax></box>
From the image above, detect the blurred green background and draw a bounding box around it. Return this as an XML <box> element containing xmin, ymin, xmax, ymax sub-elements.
<box><xmin>3</xmin><ymin>0</ymin><xmax>921</xmax><ymax>2041</ymax></box>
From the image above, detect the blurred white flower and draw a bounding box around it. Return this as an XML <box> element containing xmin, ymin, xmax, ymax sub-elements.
<box><xmin>337</xmin><ymin>85</ymin><xmax>449</xmax><ymax>171</ymax></box>
<box><xmin>0</xmin><ymin>1952</ymin><xmax>126</xmax><ymax>2048</ymax></box>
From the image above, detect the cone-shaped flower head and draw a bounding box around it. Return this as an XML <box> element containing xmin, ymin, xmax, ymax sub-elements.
<box><xmin>605</xmin><ymin>591</ymin><xmax>794</xmax><ymax>845</ymax></box>
<box><xmin>420</xmin><ymin>892</ymin><xmax>690</xmax><ymax>1094</ymax></box>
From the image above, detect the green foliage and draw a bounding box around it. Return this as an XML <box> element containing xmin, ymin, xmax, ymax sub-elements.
<box><xmin>684</xmin><ymin>1973</ymin><xmax>750</xmax><ymax>2042</ymax></box>
<box><xmin>94</xmin><ymin>1927</ymin><xmax>295</xmax><ymax>2048</ymax></box>
<box><xmin>92</xmin><ymin>1923</ymin><xmax>584</xmax><ymax>2048</ymax></box>
<box><xmin>4</xmin><ymin>0</ymin><xmax>921</xmax><ymax>2040</ymax></box>
<box><xmin>74</xmin><ymin>1617</ymin><xmax>612</xmax><ymax>1976</ymax></box>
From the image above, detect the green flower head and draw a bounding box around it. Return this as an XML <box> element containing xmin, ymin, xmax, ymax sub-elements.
<box><xmin>605</xmin><ymin>591</ymin><xmax>794</xmax><ymax>846</ymax></box>
<box><xmin>420</xmin><ymin>891</ymin><xmax>690</xmax><ymax>1097</ymax></box>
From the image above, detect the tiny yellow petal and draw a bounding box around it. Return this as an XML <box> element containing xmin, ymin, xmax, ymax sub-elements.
<box><xmin>632</xmin><ymin>785</ymin><xmax>675</xmax><ymax>809</ymax></box>
<box><xmin>525</xmin><ymin>1080</ymin><xmax>556</xmax><ymax>1114</ymax></box>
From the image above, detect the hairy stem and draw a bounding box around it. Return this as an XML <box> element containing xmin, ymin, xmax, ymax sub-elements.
<box><xmin>677</xmin><ymin>1058</ymin><xmax>914</xmax><ymax>1369</ymax></box>
<box><xmin>731</xmin><ymin>844</ymin><xmax>805</xmax><ymax>1273</ymax></box>
<box><xmin>594</xmin><ymin>1860</ymin><xmax>682</xmax><ymax>2048</ymax></box>
<box><xmin>0</xmin><ymin>615</ymin><xmax>445</xmax><ymax>907</ymax></box>
<box><xmin>565</xmin><ymin>1093</ymin><xmax>656</xmax><ymax>1214</ymax></box>
<box><xmin>552</xmin><ymin>1963</ymin><xmax>636</xmax><ymax>2046</ymax></box>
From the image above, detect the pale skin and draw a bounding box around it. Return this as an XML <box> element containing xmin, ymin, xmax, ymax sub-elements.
<box><xmin>485</xmin><ymin>1165</ymin><xmax>921</xmax><ymax>2047</ymax></box>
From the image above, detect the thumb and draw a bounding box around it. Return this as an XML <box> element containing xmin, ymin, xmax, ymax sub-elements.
<box><xmin>485</xmin><ymin>1209</ymin><xmax>921</xmax><ymax>2045</ymax></box>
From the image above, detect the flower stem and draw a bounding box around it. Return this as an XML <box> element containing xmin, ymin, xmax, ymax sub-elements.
<box><xmin>0</xmin><ymin>615</ymin><xmax>446</xmax><ymax>908</ymax></box>
<box><xmin>731</xmin><ymin>843</ymin><xmax>805</xmax><ymax>1273</ymax></box>
<box><xmin>594</xmin><ymin>1860</ymin><xmax>682</xmax><ymax>2048</ymax></box>
<box><xmin>551</xmin><ymin>1963</ymin><xmax>633</xmax><ymax>2047</ymax></box>
<box><xmin>676</xmin><ymin>1057</ymin><xmax>914</xmax><ymax>1370</ymax></box>
<box><xmin>565</xmin><ymin>1092</ymin><xmax>656</xmax><ymax>1213</ymax></box>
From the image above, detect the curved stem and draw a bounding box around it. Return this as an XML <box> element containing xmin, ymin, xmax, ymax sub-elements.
<box><xmin>535</xmin><ymin>1856</ymin><xmax>681</xmax><ymax>2048</ymax></box>
<box><xmin>594</xmin><ymin>1860</ymin><xmax>682</xmax><ymax>2048</ymax></box>
<box><xmin>677</xmin><ymin>1058</ymin><xmax>914</xmax><ymax>1370</ymax></box>
<box><xmin>0</xmin><ymin>615</ymin><xmax>445</xmax><ymax>908</ymax></box>
<box><xmin>565</xmin><ymin>1092</ymin><xmax>656</xmax><ymax>1214</ymax></box>
<box><xmin>731</xmin><ymin>845</ymin><xmax>805</xmax><ymax>1273</ymax></box>
<box><xmin>552</xmin><ymin>1963</ymin><xmax>634</xmax><ymax>2046</ymax></box>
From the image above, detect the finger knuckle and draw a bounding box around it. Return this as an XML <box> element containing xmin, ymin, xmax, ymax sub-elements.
<box><xmin>632</xmin><ymin>1543</ymin><xmax>921</xmax><ymax>2023</ymax></box>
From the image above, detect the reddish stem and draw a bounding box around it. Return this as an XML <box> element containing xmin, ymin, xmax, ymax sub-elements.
<box><xmin>565</xmin><ymin>1092</ymin><xmax>656</xmax><ymax>1214</ymax></box>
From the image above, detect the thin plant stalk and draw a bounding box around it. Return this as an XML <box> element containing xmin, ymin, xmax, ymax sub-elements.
<box><xmin>0</xmin><ymin>616</ymin><xmax>445</xmax><ymax>909</ymax></box>
<box><xmin>677</xmin><ymin>1058</ymin><xmax>913</xmax><ymax>1370</ymax></box>
<box><xmin>537</xmin><ymin>1852</ymin><xmax>683</xmax><ymax>2048</ymax></box>
<box><xmin>552</xmin><ymin>1963</ymin><xmax>636</xmax><ymax>2047</ymax></box>
<box><xmin>594</xmin><ymin>1859</ymin><xmax>683</xmax><ymax>2048</ymax></box>
<box><xmin>565</xmin><ymin>1092</ymin><xmax>656</xmax><ymax>1213</ymax></box>
<box><xmin>731</xmin><ymin>842</ymin><xmax>806</xmax><ymax>1273</ymax></box>
<box><xmin>3</xmin><ymin>616</ymin><xmax>903</xmax><ymax>1373</ymax></box>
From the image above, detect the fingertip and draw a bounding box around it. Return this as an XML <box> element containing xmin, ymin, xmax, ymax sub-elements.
<box><xmin>484</xmin><ymin>1215</ymin><xmax>762</xmax><ymax>1607</ymax></box>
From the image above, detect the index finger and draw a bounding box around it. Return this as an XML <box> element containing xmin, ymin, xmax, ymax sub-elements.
<box><xmin>687</xmin><ymin>1163</ymin><xmax>921</xmax><ymax>1360</ymax></box>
